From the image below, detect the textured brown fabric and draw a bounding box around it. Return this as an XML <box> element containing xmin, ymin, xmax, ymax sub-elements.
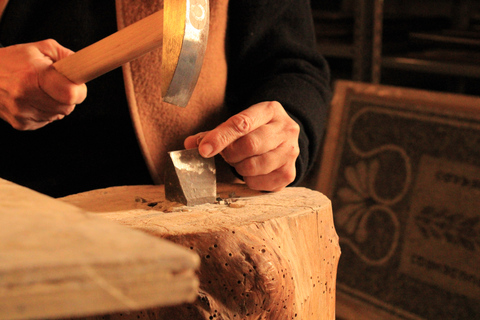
<box><xmin>0</xmin><ymin>0</ymin><xmax>9</xmax><ymax>23</ymax></box>
<box><xmin>116</xmin><ymin>0</ymin><xmax>230</xmax><ymax>184</ymax></box>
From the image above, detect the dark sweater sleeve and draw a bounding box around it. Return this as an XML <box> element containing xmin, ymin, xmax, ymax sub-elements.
<box><xmin>225</xmin><ymin>0</ymin><xmax>332</xmax><ymax>185</ymax></box>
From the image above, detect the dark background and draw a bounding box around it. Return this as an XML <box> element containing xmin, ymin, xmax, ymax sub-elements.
<box><xmin>311</xmin><ymin>0</ymin><xmax>480</xmax><ymax>97</ymax></box>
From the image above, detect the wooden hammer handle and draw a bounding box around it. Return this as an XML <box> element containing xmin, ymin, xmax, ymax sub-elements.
<box><xmin>53</xmin><ymin>9</ymin><xmax>164</xmax><ymax>84</ymax></box>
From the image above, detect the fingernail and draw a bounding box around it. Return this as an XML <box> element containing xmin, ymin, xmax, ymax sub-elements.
<box><xmin>199</xmin><ymin>143</ymin><xmax>214</xmax><ymax>158</ymax></box>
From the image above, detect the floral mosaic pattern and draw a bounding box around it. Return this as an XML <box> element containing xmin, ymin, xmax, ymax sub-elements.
<box><xmin>335</xmin><ymin>108</ymin><xmax>412</xmax><ymax>266</ymax></box>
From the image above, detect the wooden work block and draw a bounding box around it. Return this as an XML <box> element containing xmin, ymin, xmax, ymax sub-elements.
<box><xmin>0</xmin><ymin>178</ymin><xmax>199</xmax><ymax>320</ymax></box>
<box><xmin>317</xmin><ymin>80</ymin><xmax>480</xmax><ymax>320</ymax></box>
<box><xmin>60</xmin><ymin>183</ymin><xmax>340</xmax><ymax>320</ymax></box>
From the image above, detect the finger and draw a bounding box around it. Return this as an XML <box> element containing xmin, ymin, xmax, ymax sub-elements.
<box><xmin>184</xmin><ymin>131</ymin><xmax>208</xmax><ymax>149</ymax></box>
<box><xmin>39</xmin><ymin>65</ymin><xmax>87</xmax><ymax>106</ymax></box>
<box><xmin>232</xmin><ymin>141</ymin><xmax>299</xmax><ymax>177</ymax></box>
<box><xmin>10</xmin><ymin>113</ymin><xmax>59</xmax><ymax>131</ymax></box>
<box><xmin>34</xmin><ymin>40</ymin><xmax>88</xmax><ymax>105</ymax></box>
<box><xmin>11</xmin><ymin>100</ymin><xmax>71</xmax><ymax>129</ymax></box>
<box><xmin>30</xmin><ymin>102</ymin><xmax>75</xmax><ymax>119</ymax></box>
<box><xmin>243</xmin><ymin>161</ymin><xmax>297</xmax><ymax>192</ymax></box>
<box><xmin>23</xmin><ymin>78</ymin><xmax>78</xmax><ymax>117</ymax></box>
<box><xmin>198</xmin><ymin>101</ymin><xmax>278</xmax><ymax>158</ymax></box>
<box><xmin>12</xmin><ymin>119</ymin><xmax>49</xmax><ymax>131</ymax></box>
<box><xmin>220</xmin><ymin>123</ymin><xmax>284</xmax><ymax>164</ymax></box>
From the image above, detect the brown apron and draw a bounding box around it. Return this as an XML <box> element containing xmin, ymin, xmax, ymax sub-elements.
<box><xmin>116</xmin><ymin>0</ymin><xmax>230</xmax><ymax>184</ymax></box>
<box><xmin>0</xmin><ymin>0</ymin><xmax>9</xmax><ymax>23</ymax></box>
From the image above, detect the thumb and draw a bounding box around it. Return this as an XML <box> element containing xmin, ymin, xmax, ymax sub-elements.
<box><xmin>35</xmin><ymin>39</ymin><xmax>74</xmax><ymax>62</ymax></box>
<box><xmin>184</xmin><ymin>132</ymin><xmax>208</xmax><ymax>149</ymax></box>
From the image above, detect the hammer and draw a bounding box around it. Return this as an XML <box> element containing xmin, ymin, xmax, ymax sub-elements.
<box><xmin>53</xmin><ymin>0</ymin><xmax>209</xmax><ymax>107</ymax></box>
<box><xmin>53</xmin><ymin>0</ymin><xmax>216</xmax><ymax>206</ymax></box>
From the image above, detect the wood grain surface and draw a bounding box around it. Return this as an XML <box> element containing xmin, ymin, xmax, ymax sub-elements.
<box><xmin>61</xmin><ymin>183</ymin><xmax>340</xmax><ymax>320</ymax></box>
<box><xmin>0</xmin><ymin>178</ymin><xmax>199</xmax><ymax>320</ymax></box>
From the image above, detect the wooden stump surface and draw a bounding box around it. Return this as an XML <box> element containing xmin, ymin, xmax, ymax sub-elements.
<box><xmin>61</xmin><ymin>183</ymin><xmax>341</xmax><ymax>320</ymax></box>
<box><xmin>0</xmin><ymin>178</ymin><xmax>199</xmax><ymax>320</ymax></box>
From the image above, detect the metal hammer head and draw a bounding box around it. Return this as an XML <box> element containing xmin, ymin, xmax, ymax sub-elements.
<box><xmin>165</xmin><ymin>149</ymin><xmax>216</xmax><ymax>206</ymax></box>
<box><xmin>162</xmin><ymin>0</ymin><xmax>209</xmax><ymax>107</ymax></box>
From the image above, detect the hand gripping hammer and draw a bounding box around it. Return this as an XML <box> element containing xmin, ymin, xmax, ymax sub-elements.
<box><xmin>53</xmin><ymin>0</ymin><xmax>209</xmax><ymax>108</ymax></box>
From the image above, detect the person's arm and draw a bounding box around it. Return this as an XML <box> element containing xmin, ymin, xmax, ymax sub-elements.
<box><xmin>225</xmin><ymin>0</ymin><xmax>331</xmax><ymax>183</ymax></box>
<box><xmin>185</xmin><ymin>0</ymin><xmax>331</xmax><ymax>191</ymax></box>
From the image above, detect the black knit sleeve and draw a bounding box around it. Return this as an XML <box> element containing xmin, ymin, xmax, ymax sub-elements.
<box><xmin>224</xmin><ymin>0</ymin><xmax>332</xmax><ymax>185</ymax></box>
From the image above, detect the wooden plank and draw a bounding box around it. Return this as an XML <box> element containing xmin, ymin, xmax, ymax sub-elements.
<box><xmin>0</xmin><ymin>178</ymin><xmax>199</xmax><ymax>320</ymax></box>
<box><xmin>61</xmin><ymin>183</ymin><xmax>341</xmax><ymax>320</ymax></box>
